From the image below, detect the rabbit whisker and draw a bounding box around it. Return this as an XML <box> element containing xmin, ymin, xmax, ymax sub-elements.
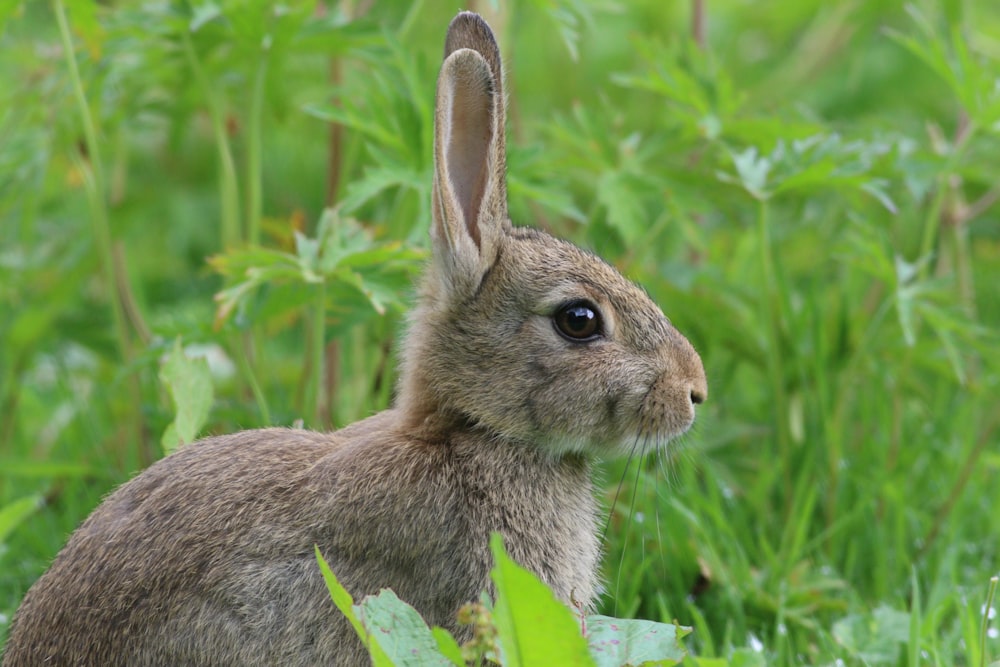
<box><xmin>611</xmin><ymin>428</ymin><xmax>652</xmax><ymax>617</ymax></box>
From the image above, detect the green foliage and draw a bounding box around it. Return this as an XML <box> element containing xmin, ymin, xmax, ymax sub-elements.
<box><xmin>587</xmin><ymin>615</ymin><xmax>689</xmax><ymax>666</ymax></box>
<box><xmin>0</xmin><ymin>496</ymin><xmax>41</xmax><ymax>547</ymax></box>
<box><xmin>2</xmin><ymin>0</ymin><xmax>1000</xmax><ymax>665</ymax></box>
<box><xmin>316</xmin><ymin>534</ymin><xmax>690</xmax><ymax>666</ymax></box>
<box><xmin>489</xmin><ymin>533</ymin><xmax>599</xmax><ymax>666</ymax></box>
<box><xmin>159</xmin><ymin>338</ymin><xmax>214</xmax><ymax>455</ymax></box>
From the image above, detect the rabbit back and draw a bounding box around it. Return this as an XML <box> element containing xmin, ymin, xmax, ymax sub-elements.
<box><xmin>3</xmin><ymin>415</ymin><xmax>599</xmax><ymax>665</ymax></box>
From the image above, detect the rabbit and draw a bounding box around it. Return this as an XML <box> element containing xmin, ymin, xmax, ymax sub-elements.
<box><xmin>2</xmin><ymin>11</ymin><xmax>707</xmax><ymax>667</ymax></box>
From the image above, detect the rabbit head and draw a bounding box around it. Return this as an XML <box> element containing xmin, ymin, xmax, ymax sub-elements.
<box><xmin>398</xmin><ymin>12</ymin><xmax>707</xmax><ymax>458</ymax></box>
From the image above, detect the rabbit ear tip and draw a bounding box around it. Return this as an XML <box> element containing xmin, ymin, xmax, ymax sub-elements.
<box><xmin>446</xmin><ymin>11</ymin><xmax>498</xmax><ymax>49</ymax></box>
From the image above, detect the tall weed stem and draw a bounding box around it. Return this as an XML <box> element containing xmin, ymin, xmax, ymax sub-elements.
<box><xmin>757</xmin><ymin>199</ymin><xmax>792</xmax><ymax>505</ymax></box>
<box><xmin>182</xmin><ymin>30</ymin><xmax>241</xmax><ymax>249</ymax></box>
<box><xmin>53</xmin><ymin>0</ymin><xmax>130</xmax><ymax>361</ymax></box>
<box><xmin>246</xmin><ymin>48</ymin><xmax>270</xmax><ymax>246</ymax></box>
<box><xmin>233</xmin><ymin>333</ymin><xmax>271</xmax><ymax>425</ymax></box>
<box><xmin>981</xmin><ymin>576</ymin><xmax>999</xmax><ymax>667</ymax></box>
<box><xmin>308</xmin><ymin>283</ymin><xmax>327</xmax><ymax>428</ymax></box>
<box><xmin>918</xmin><ymin>123</ymin><xmax>975</xmax><ymax>280</ymax></box>
<box><xmin>54</xmin><ymin>0</ymin><xmax>150</xmax><ymax>461</ymax></box>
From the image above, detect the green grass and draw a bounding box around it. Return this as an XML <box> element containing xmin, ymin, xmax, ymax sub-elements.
<box><xmin>2</xmin><ymin>1</ymin><xmax>999</xmax><ymax>664</ymax></box>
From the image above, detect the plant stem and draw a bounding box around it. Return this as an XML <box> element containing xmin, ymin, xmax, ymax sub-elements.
<box><xmin>246</xmin><ymin>43</ymin><xmax>270</xmax><ymax>246</ymax></box>
<box><xmin>982</xmin><ymin>576</ymin><xmax>999</xmax><ymax>667</ymax></box>
<box><xmin>182</xmin><ymin>30</ymin><xmax>241</xmax><ymax>249</ymax></box>
<box><xmin>54</xmin><ymin>0</ymin><xmax>131</xmax><ymax>363</ymax></box>
<box><xmin>757</xmin><ymin>198</ymin><xmax>792</xmax><ymax>507</ymax></box>
<box><xmin>691</xmin><ymin>0</ymin><xmax>706</xmax><ymax>49</ymax></box>
<box><xmin>310</xmin><ymin>282</ymin><xmax>327</xmax><ymax>428</ymax></box>
<box><xmin>918</xmin><ymin>121</ymin><xmax>975</xmax><ymax>280</ymax></box>
<box><xmin>233</xmin><ymin>333</ymin><xmax>271</xmax><ymax>425</ymax></box>
<box><xmin>54</xmin><ymin>0</ymin><xmax>152</xmax><ymax>463</ymax></box>
<box><xmin>397</xmin><ymin>0</ymin><xmax>426</xmax><ymax>40</ymax></box>
<box><xmin>918</xmin><ymin>409</ymin><xmax>996</xmax><ymax>559</ymax></box>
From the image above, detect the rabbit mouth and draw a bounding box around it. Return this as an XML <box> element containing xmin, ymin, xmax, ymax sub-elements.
<box><xmin>537</xmin><ymin>392</ymin><xmax>696</xmax><ymax>459</ymax></box>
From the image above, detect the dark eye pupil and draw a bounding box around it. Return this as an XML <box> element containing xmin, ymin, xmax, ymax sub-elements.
<box><xmin>555</xmin><ymin>303</ymin><xmax>600</xmax><ymax>340</ymax></box>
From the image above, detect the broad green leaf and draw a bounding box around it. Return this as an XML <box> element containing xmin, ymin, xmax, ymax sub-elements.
<box><xmin>314</xmin><ymin>546</ymin><xmax>392</xmax><ymax>667</ymax></box>
<box><xmin>160</xmin><ymin>339</ymin><xmax>214</xmax><ymax>455</ymax></box>
<box><xmin>833</xmin><ymin>606</ymin><xmax>911</xmax><ymax>664</ymax></box>
<box><xmin>728</xmin><ymin>649</ymin><xmax>768</xmax><ymax>667</ymax></box>
<box><xmin>489</xmin><ymin>533</ymin><xmax>596</xmax><ymax>667</ymax></box>
<box><xmin>356</xmin><ymin>590</ymin><xmax>456</xmax><ymax>667</ymax></box>
<box><xmin>586</xmin><ymin>615</ymin><xmax>690</xmax><ymax>667</ymax></box>
<box><xmin>430</xmin><ymin>626</ymin><xmax>465</xmax><ymax>666</ymax></box>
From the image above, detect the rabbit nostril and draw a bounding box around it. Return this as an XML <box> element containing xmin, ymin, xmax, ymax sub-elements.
<box><xmin>690</xmin><ymin>389</ymin><xmax>705</xmax><ymax>405</ymax></box>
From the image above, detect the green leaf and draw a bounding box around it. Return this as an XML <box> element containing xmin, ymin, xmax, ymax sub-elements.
<box><xmin>356</xmin><ymin>589</ymin><xmax>456</xmax><ymax>667</ymax></box>
<box><xmin>586</xmin><ymin>615</ymin><xmax>690</xmax><ymax>667</ymax></box>
<box><xmin>727</xmin><ymin>147</ymin><xmax>772</xmax><ymax>199</ymax></box>
<box><xmin>159</xmin><ymin>338</ymin><xmax>214</xmax><ymax>455</ymax></box>
<box><xmin>728</xmin><ymin>648</ymin><xmax>768</xmax><ymax>667</ymax></box>
<box><xmin>335</xmin><ymin>165</ymin><xmax>426</xmax><ymax>216</ymax></box>
<box><xmin>489</xmin><ymin>533</ymin><xmax>597</xmax><ymax>667</ymax></box>
<box><xmin>0</xmin><ymin>0</ymin><xmax>24</xmax><ymax>37</ymax></box>
<box><xmin>597</xmin><ymin>170</ymin><xmax>646</xmax><ymax>244</ymax></box>
<box><xmin>314</xmin><ymin>547</ymin><xmax>402</xmax><ymax>667</ymax></box>
<box><xmin>0</xmin><ymin>495</ymin><xmax>42</xmax><ymax>544</ymax></box>
<box><xmin>430</xmin><ymin>626</ymin><xmax>465</xmax><ymax>666</ymax></box>
<box><xmin>315</xmin><ymin>546</ymin><xmax>366</xmax><ymax>640</ymax></box>
<box><xmin>189</xmin><ymin>2</ymin><xmax>223</xmax><ymax>32</ymax></box>
<box><xmin>0</xmin><ymin>460</ymin><xmax>101</xmax><ymax>478</ymax></box>
<box><xmin>833</xmin><ymin>605</ymin><xmax>911</xmax><ymax>664</ymax></box>
<box><xmin>64</xmin><ymin>0</ymin><xmax>106</xmax><ymax>59</ymax></box>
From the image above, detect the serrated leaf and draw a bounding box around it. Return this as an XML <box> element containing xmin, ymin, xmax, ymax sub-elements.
<box><xmin>586</xmin><ymin>615</ymin><xmax>690</xmax><ymax>667</ymax></box>
<box><xmin>597</xmin><ymin>171</ymin><xmax>646</xmax><ymax>244</ymax></box>
<box><xmin>302</xmin><ymin>103</ymin><xmax>406</xmax><ymax>152</ymax></box>
<box><xmin>729</xmin><ymin>147</ymin><xmax>771</xmax><ymax>199</ymax></box>
<box><xmin>860</xmin><ymin>180</ymin><xmax>898</xmax><ymax>214</ymax></box>
<box><xmin>335</xmin><ymin>165</ymin><xmax>426</xmax><ymax>215</ymax></box>
<box><xmin>160</xmin><ymin>339</ymin><xmax>214</xmax><ymax>455</ymax></box>
<box><xmin>489</xmin><ymin>533</ymin><xmax>597</xmax><ymax>667</ymax></box>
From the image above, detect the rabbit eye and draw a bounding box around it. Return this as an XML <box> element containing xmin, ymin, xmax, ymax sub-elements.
<box><xmin>553</xmin><ymin>301</ymin><xmax>602</xmax><ymax>342</ymax></box>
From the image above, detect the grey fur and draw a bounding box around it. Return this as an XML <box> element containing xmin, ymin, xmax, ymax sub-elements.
<box><xmin>2</xmin><ymin>11</ymin><xmax>706</xmax><ymax>666</ymax></box>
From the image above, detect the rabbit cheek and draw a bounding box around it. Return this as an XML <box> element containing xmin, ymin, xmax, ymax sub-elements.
<box><xmin>520</xmin><ymin>348</ymin><xmax>642</xmax><ymax>455</ymax></box>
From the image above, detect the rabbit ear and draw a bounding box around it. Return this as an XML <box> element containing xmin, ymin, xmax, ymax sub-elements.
<box><xmin>432</xmin><ymin>12</ymin><xmax>508</xmax><ymax>295</ymax></box>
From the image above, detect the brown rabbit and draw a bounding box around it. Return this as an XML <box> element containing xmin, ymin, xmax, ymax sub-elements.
<box><xmin>2</xmin><ymin>11</ymin><xmax>706</xmax><ymax>666</ymax></box>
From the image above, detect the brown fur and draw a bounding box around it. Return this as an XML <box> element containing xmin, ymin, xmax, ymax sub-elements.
<box><xmin>3</xmin><ymin>12</ymin><xmax>706</xmax><ymax>666</ymax></box>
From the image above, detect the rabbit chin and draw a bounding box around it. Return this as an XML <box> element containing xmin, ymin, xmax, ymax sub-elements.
<box><xmin>536</xmin><ymin>428</ymin><xmax>685</xmax><ymax>459</ymax></box>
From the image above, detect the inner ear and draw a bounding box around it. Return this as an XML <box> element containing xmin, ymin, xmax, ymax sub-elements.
<box><xmin>443</xmin><ymin>63</ymin><xmax>494</xmax><ymax>247</ymax></box>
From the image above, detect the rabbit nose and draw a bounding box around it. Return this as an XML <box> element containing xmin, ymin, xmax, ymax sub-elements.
<box><xmin>686</xmin><ymin>353</ymin><xmax>708</xmax><ymax>406</ymax></box>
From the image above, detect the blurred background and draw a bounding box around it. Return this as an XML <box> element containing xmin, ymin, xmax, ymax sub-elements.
<box><xmin>1</xmin><ymin>0</ymin><xmax>998</xmax><ymax>664</ymax></box>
